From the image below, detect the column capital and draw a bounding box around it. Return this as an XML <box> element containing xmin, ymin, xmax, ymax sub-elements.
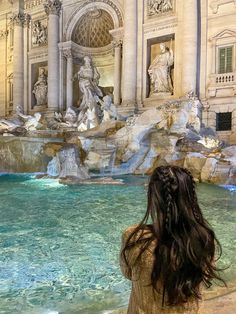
<box><xmin>62</xmin><ymin>49</ymin><xmax>73</xmax><ymax>59</ymax></box>
<box><xmin>112</xmin><ymin>39</ymin><xmax>123</xmax><ymax>49</ymax></box>
<box><xmin>44</xmin><ymin>0</ymin><xmax>62</xmax><ymax>16</ymax></box>
<box><xmin>10</xmin><ymin>13</ymin><xmax>25</xmax><ymax>27</ymax></box>
<box><xmin>23</xmin><ymin>14</ymin><xmax>31</xmax><ymax>28</ymax></box>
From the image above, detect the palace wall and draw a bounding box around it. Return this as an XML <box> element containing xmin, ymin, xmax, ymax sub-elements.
<box><xmin>0</xmin><ymin>0</ymin><xmax>235</xmax><ymax>142</ymax></box>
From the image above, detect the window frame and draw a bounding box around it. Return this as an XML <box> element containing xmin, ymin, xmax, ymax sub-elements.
<box><xmin>216</xmin><ymin>112</ymin><xmax>232</xmax><ymax>131</ymax></box>
<box><xmin>218</xmin><ymin>45</ymin><xmax>234</xmax><ymax>74</ymax></box>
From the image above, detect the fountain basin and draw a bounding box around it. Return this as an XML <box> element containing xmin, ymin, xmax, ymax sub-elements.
<box><xmin>0</xmin><ymin>174</ymin><xmax>235</xmax><ymax>313</ymax></box>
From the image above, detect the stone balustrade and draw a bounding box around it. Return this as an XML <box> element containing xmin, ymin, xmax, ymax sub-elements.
<box><xmin>211</xmin><ymin>72</ymin><xmax>236</xmax><ymax>85</ymax></box>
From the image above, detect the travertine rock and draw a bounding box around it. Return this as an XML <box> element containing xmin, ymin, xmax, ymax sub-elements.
<box><xmin>201</xmin><ymin>158</ymin><xmax>218</xmax><ymax>182</ymax></box>
<box><xmin>184</xmin><ymin>153</ymin><xmax>207</xmax><ymax>180</ymax></box>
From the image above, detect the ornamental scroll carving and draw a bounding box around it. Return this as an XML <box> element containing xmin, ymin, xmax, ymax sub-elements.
<box><xmin>44</xmin><ymin>0</ymin><xmax>62</xmax><ymax>16</ymax></box>
<box><xmin>147</xmin><ymin>0</ymin><xmax>174</xmax><ymax>16</ymax></box>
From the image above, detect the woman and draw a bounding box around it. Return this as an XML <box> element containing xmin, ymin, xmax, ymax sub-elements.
<box><xmin>120</xmin><ymin>166</ymin><xmax>225</xmax><ymax>314</ymax></box>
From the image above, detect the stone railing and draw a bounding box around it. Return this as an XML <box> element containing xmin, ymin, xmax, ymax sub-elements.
<box><xmin>210</xmin><ymin>72</ymin><xmax>236</xmax><ymax>86</ymax></box>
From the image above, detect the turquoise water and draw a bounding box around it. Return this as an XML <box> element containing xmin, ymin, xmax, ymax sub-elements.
<box><xmin>0</xmin><ymin>174</ymin><xmax>235</xmax><ymax>314</ymax></box>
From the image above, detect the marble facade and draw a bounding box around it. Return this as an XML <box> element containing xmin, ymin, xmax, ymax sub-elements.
<box><xmin>0</xmin><ymin>0</ymin><xmax>235</xmax><ymax>142</ymax></box>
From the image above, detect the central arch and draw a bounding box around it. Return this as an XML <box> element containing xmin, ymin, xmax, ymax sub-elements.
<box><xmin>65</xmin><ymin>0</ymin><xmax>123</xmax><ymax>42</ymax></box>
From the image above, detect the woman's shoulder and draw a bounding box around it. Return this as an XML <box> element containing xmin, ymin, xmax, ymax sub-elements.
<box><xmin>122</xmin><ymin>224</ymin><xmax>153</xmax><ymax>242</ymax></box>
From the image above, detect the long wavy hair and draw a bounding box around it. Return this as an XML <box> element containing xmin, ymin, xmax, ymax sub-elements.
<box><xmin>122</xmin><ymin>166</ymin><xmax>225</xmax><ymax>306</ymax></box>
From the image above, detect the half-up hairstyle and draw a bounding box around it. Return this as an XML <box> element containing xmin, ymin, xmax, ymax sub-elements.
<box><xmin>122</xmin><ymin>166</ymin><xmax>225</xmax><ymax>306</ymax></box>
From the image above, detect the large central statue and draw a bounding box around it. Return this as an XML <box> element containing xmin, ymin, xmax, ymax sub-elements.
<box><xmin>76</xmin><ymin>56</ymin><xmax>103</xmax><ymax>130</ymax></box>
<box><xmin>148</xmin><ymin>42</ymin><xmax>174</xmax><ymax>96</ymax></box>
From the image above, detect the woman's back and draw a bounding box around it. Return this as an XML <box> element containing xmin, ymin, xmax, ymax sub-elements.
<box><xmin>121</xmin><ymin>225</ymin><xmax>204</xmax><ymax>314</ymax></box>
<box><xmin>120</xmin><ymin>166</ymin><xmax>224</xmax><ymax>314</ymax></box>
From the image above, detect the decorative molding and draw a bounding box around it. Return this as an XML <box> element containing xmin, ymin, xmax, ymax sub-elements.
<box><xmin>64</xmin><ymin>0</ymin><xmax>123</xmax><ymax>41</ymax></box>
<box><xmin>111</xmin><ymin>39</ymin><xmax>122</xmax><ymax>49</ymax></box>
<box><xmin>210</xmin><ymin>0</ymin><xmax>236</xmax><ymax>14</ymax></box>
<box><xmin>109</xmin><ymin>27</ymin><xmax>123</xmax><ymax>41</ymax></box>
<box><xmin>0</xmin><ymin>30</ymin><xmax>9</xmax><ymax>40</ymax></box>
<box><xmin>79</xmin><ymin>0</ymin><xmax>123</xmax><ymax>27</ymax></box>
<box><xmin>44</xmin><ymin>0</ymin><xmax>62</xmax><ymax>16</ymax></box>
<box><xmin>210</xmin><ymin>29</ymin><xmax>236</xmax><ymax>41</ymax></box>
<box><xmin>147</xmin><ymin>0</ymin><xmax>174</xmax><ymax>17</ymax></box>
<box><xmin>143</xmin><ymin>17</ymin><xmax>178</xmax><ymax>35</ymax></box>
<box><xmin>10</xmin><ymin>13</ymin><xmax>25</xmax><ymax>27</ymax></box>
<box><xmin>24</xmin><ymin>0</ymin><xmax>44</xmax><ymax>10</ymax></box>
<box><xmin>23</xmin><ymin>14</ymin><xmax>31</xmax><ymax>28</ymax></box>
<box><xmin>62</xmin><ymin>49</ymin><xmax>73</xmax><ymax>59</ymax></box>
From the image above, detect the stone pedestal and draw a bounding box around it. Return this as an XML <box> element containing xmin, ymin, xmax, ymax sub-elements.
<box><xmin>12</xmin><ymin>13</ymin><xmax>24</xmax><ymax>111</ymax></box>
<box><xmin>122</xmin><ymin>0</ymin><xmax>137</xmax><ymax>108</ymax></box>
<box><xmin>44</xmin><ymin>0</ymin><xmax>62</xmax><ymax>111</ymax></box>
<box><xmin>181</xmin><ymin>0</ymin><xmax>198</xmax><ymax>95</ymax></box>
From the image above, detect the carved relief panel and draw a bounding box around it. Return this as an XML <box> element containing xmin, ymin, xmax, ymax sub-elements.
<box><xmin>147</xmin><ymin>0</ymin><xmax>174</xmax><ymax>17</ymax></box>
<box><xmin>31</xmin><ymin>19</ymin><xmax>48</xmax><ymax>47</ymax></box>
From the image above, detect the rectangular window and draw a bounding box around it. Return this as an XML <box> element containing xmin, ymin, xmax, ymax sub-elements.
<box><xmin>218</xmin><ymin>46</ymin><xmax>233</xmax><ymax>74</ymax></box>
<box><xmin>216</xmin><ymin>112</ymin><xmax>232</xmax><ymax>131</ymax></box>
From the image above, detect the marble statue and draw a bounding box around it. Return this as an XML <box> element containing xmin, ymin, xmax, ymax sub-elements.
<box><xmin>33</xmin><ymin>68</ymin><xmax>48</xmax><ymax>106</ymax></box>
<box><xmin>58</xmin><ymin>147</ymin><xmax>90</xmax><ymax>179</ymax></box>
<box><xmin>187</xmin><ymin>94</ymin><xmax>201</xmax><ymax>133</ymax></box>
<box><xmin>64</xmin><ymin>107</ymin><xmax>78</xmax><ymax>127</ymax></box>
<box><xmin>32</xmin><ymin>20</ymin><xmax>47</xmax><ymax>46</ymax></box>
<box><xmin>75</xmin><ymin>56</ymin><xmax>103</xmax><ymax>130</ymax></box>
<box><xmin>148</xmin><ymin>0</ymin><xmax>173</xmax><ymax>16</ymax></box>
<box><xmin>23</xmin><ymin>113</ymin><xmax>42</xmax><ymax>131</ymax></box>
<box><xmin>148</xmin><ymin>42</ymin><xmax>174</xmax><ymax>96</ymax></box>
<box><xmin>0</xmin><ymin>105</ymin><xmax>42</xmax><ymax>132</ymax></box>
<box><xmin>100</xmin><ymin>95</ymin><xmax>118</xmax><ymax>122</ymax></box>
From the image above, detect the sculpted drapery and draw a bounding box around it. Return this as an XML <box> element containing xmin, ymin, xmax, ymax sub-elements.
<box><xmin>148</xmin><ymin>42</ymin><xmax>174</xmax><ymax>95</ymax></box>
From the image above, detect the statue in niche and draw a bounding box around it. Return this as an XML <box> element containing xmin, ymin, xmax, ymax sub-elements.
<box><xmin>148</xmin><ymin>0</ymin><xmax>173</xmax><ymax>16</ymax></box>
<box><xmin>148</xmin><ymin>42</ymin><xmax>174</xmax><ymax>96</ymax></box>
<box><xmin>33</xmin><ymin>68</ymin><xmax>48</xmax><ymax>106</ymax></box>
<box><xmin>75</xmin><ymin>56</ymin><xmax>103</xmax><ymax>130</ymax></box>
<box><xmin>32</xmin><ymin>20</ymin><xmax>47</xmax><ymax>46</ymax></box>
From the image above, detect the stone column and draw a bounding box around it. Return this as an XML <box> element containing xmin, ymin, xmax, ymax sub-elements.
<box><xmin>11</xmin><ymin>13</ymin><xmax>25</xmax><ymax>111</ymax></box>
<box><xmin>44</xmin><ymin>0</ymin><xmax>62</xmax><ymax>111</ymax></box>
<box><xmin>122</xmin><ymin>0</ymin><xmax>137</xmax><ymax>107</ymax></box>
<box><xmin>112</xmin><ymin>40</ymin><xmax>122</xmax><ymax>106</ymax></box>
<box><xmin>23</xmin><ymin>14</ymin><xmax>31</xmax><ymax>113</ymax></box>
<box><xmin>63</xmin><ymin>49</ymin><xmax>73</xmax><ymax>109</ymax></box>
<box><xmin>181</xmin><ymin>0</ymin><xmax>198</xmax><ymax>95</ymax></box>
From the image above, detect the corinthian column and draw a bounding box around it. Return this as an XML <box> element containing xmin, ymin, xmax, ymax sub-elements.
<box><xmin>181</xmin><ymin>0</ymin><xmax>198</xmax><ymax>95</ymax></box>
<box><xmin>44</xmin><ymin>0</ymin><xmax>62</xmax><ymax>111</ymax></box>
<box><xmin>23</xmin><ymin>14</ymin><xmax>31</xmax><ymax>113</ymax></box>
<box><xmin>11</xmin><ymin>13</ymin><xmax>25</xmax><ymax>111</ymax></box>
<box><xmin>112</xmin><ymin>40</ymin><xmax>122</xmax><ymax>106</ymax></box>
<box><xmin>63</xmin><ymin>49</ymin><xmax>73</xmax><ymax>109</ymax></box>
<box><xmin>122</xmin><ymin>0</ymin><xmax>137</xmax><ymax>107</ymax></box>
